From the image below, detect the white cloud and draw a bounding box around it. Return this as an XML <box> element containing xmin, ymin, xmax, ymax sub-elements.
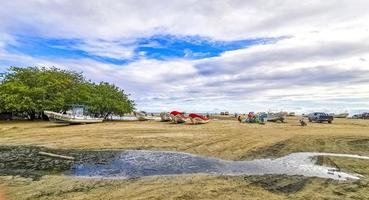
<box><xmin>71</xmin><ymin>40</ymin><xmax>136</xmax><ymax>60</ymax></box>
<box><xmin>1</xmin><ymin>0</ymin><xmax>369</xmax><ymax>114</ymax></box>
<box><xmin>1</xmin><ymin>0</ymin><xmax>369</xmax><ymax>40</ymax></box>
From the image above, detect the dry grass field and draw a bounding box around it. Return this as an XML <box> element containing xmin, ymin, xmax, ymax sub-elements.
<box><xmin>1</xmin><ymin>117</ymin><xmax>369</xmax><ymax>199</ymax></box>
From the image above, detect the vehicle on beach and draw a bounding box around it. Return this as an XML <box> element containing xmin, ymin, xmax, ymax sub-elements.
<box><xmin>351</xmin><ymin>114</ymin><xmax>362</xmax><ymax>119</ymax></box>
<box><xmin>288</xmin><ymin>112</ymin><xmax>295</xmax><ymax>116</ymax></box>
<box><xmin>363</xmin><ymin>113</ymin><xmax>369</xmax><ymax>119</ymax></box>
<box><xmin>350</xmin><ymin>112</ymin><xmax>369</xmax><ymax>119</ymax></box>
<box><xmin>308</xmin><ymin>112</ymin><xmax>333</xmax><ymax>123</ymax></box>
<box><xmin>44</xmin><ymin>111</ymin><xmax>104</xmax><ymax>124</ymax></box>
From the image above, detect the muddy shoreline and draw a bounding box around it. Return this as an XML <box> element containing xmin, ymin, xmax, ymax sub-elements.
<box><xmin>2</xmin><ymin>145</ymin><xmax>369</xmax><ymax>181</ymax></box>
<box><xmin>0</xmin><ymin>145</ymin><xmax>122</xmax><ymax>180</ymax></box>
<box><xmin>0</xmin><ymin>145</ymin><xmax>318</xmax><ymax>194</ymax></box>
<box><xmin>2</xmin><ymin>145</ymin><xmax>369</xmax><ymax>195</ymax></box>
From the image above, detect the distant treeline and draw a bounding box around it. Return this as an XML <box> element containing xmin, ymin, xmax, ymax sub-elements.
<box><xmin>0</xmin><ymin>67</ymin><xmax>135</xmax><ymax>120</ymax></box>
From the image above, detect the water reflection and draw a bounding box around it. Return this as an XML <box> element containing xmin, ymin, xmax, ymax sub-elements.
<box><xmin>72</xmin><ymin>151</ymin><xmax>369</xmax><ymax>180</ymax></box>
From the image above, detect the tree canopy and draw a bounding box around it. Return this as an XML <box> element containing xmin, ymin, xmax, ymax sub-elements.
<box><xmin>0</xmin><ymin>67</ymin><xmax>134</xmax><ymax>120</ymax></box>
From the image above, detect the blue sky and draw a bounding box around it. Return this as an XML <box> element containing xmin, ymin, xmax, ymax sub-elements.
<box><xmin>1</xmin><ymin>0</ymin><xmax>369</xmax><ymax>114</ymax></box>
<box><xmin>4</xmin><ymin>35</ymin><xmax>277</xmax><ymax>65</ymax></box>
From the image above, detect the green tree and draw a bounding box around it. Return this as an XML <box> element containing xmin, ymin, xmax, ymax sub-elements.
<box><xmin>0</xmin><ymin>73</ymin><xmax>5</xmax><ymax>112</ymax></box>
<box><xmin>0</xmin><ymin>67</ymin><xmax>85</xmax><ymax>119</ymax></box>
<box><xmin>0</xmin><ymin>67</ymin><xmax>134</xmax><ymax>120</ymax></box>
<box><xmin>87</xmin><ymin>82</ymin><xmax>135</xmax><ymax>119</ymax></box>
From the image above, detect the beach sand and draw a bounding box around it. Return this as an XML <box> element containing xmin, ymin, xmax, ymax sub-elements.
<box><xmin>0</xmin><ymin>116</ymin><xmax>369</xmax><ymax>199</ymax></box>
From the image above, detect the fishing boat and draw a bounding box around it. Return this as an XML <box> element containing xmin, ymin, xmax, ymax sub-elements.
<box><xmin>170</xmin><ymin>111</ymin><xmax>189</xmax><ymax>123</ymax></box>
<box><xmin>334</xmin><ymin>113</ymin><xmax>349</xmax><ymax>118</ymax></box>
<box><xmin>189</xmin><ymin>113</ymin><xmax>209</xmax><ymax>124</ymax></box>
<box><xmin>267</xmin><ymin>112</ymin><xmax>286</xmax><ymax>122</ymax></box>
<box><xmin>160</xmin><ymin>112</ymin><xmax>171</xmax><ymax>122</ymax></box>
<box><xmin>134</xmin><ymin>111</ymin><xmax>150</xmax><ymax>121</ymax></box>
<box><xmin>44</xmin><ymin>111</ymin><xmax>103</xmax><ymax>124</ymax></box>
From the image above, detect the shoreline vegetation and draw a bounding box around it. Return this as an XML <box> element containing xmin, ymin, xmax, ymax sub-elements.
<box><xmin>0</xmin><ymin>67</ymin><xmax>134</xmax><ymax>120</ymax></box>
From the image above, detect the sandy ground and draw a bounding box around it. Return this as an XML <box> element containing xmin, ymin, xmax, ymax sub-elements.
<box><xmin>1</xmin><ymin>117</ymin><xmax>369</xmax><ymax>199</ymax></box>
<box><xmin>0</xmin><ymin>187</ymin><xmax>6</xmax><ymax>200</ymax></box>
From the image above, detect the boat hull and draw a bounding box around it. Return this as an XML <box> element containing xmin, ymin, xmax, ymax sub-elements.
<box><xmin>173</xmin><ymin>115</ymin><xmax>189</xmax><ymax>123</ymax></box>
<box><xmin>334</xmin><ymin>113</ymin><xmax>349</xmax><ymax>118</ymax></box>
<box><xmin>160</xmin><ymin>112</ymin><xmax>171</xmax><ymax>122</ymax></box>
<box><xmin>190</xmin><ymin>117</ymin><xmax>209</xmax><ymax>124</ymax></box>
<box><xmin>44</xmin><ymin>111</ymin><xmax>103</xmax><ymax>124</ymax></box>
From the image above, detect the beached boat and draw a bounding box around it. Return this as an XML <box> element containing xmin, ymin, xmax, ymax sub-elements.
<box><xmin>174</xmin><ymin>114</ymin><xmax>189</xmax><ymax>123</ymax></box>
<box><xmin>189</xmin><ymin>113</ymin><xmax>209</xmax><ymax>124</ymax></box>
<box><xmin>134</xmin><ymin>111</ymin><xmax>149</xmax><ymax>121</ymax></box>
<box><xmin>267</xmin><ymin>112</ymin><xmax>286</xmax><ymax>122</ymax></box>
<box><xmin>170</xmin><ymin>111</ymin><xmax>181</xmax><ymax>123</ymax></box>
<box><xmin>170</xmin><ymin>111</ymin><xmax>189</xmax><ymax>123</ymax></box>
<box><xmin>44</xmin><ymin>111</ymin><xmax>103</xmax><ymax>124</ymax></box>
<box><xmin>334</xmin><ymin>113</ymin><xmax>349</xmax><ymax>118</ymax></box>
<box><xmin>160</xmin><ymin>112</ymin><xmax>171</xmax><ymax>122</ymax></box>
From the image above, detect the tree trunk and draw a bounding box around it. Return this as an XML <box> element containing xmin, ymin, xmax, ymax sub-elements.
<box><xmin>41</xmin><ymin>111</ymin><xmax>49</xmax><ymax>121</ymax></box>
<box><xmin>28</xmin><ymin>111</ymin><xmax>36</xmax><ymax>120</ymax></box>
<box><xmin>104</xmin><ymin>112</ymin><xmax>111</xmax><ymax>120</ymax></box>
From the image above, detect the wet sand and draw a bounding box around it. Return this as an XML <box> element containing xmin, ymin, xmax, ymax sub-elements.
<box><xmin>72</xmin><ymin>150</ymin><xmax>369</xmax><ymax>180</ymax></box>
<box><xmin>2</xmin><ymin>146</ymin><xmax>368</xmax><ymax>181</ymax></box>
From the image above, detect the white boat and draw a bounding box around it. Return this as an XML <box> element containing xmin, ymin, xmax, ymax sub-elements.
<box><xmin>160</xmin><ymin>112</ymin><xmax>171</xmax><ymax>122</ymax></box>
<box><xmin>267</xmin><ymin>112</ymin><xmax>286</xmax><ymax>122</ymax></box>
<box><xmin>334</xmin><ymin>113</ymin><xmax>349</xmax><ymax>118</ymax></box>
<box><xmin>134</xmin><ymin>111</ymin><xmax>150</xmax><ymax>121</ymax></box>
<box><xmin>44</xmin><ymin>111</ymin><xmax>103</xmax><ymax>124</ymax></box>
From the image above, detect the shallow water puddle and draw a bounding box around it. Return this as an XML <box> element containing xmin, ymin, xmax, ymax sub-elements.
<box><xmin>71</xmin><ymin>151</ymin><xmax>369</xmax><ymax>180</ymax></box>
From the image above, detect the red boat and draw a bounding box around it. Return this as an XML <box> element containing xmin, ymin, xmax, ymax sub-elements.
<box><xmin>189</xmin><ymin>113</ymin><xmax>210</xmax><ymax>124</ymax></box>
<box><xmin>170</xmin><ymin>111</ymin><xmax>189</xmax><ymax>123</ymax></box>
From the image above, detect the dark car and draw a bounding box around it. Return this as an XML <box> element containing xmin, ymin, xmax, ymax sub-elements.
<box><xmin>363</xmin><ymin>113</ymin><xmax>369</xmax><ymax>119</ymax></box>
<box><xmin>308</xmin><ymin>112</ymin><xmax>333</xmax><ymax>123</ymax></box>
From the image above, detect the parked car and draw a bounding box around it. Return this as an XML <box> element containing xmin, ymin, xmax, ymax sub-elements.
<box><xmin>363</xmin><ymin>113</ymin><xmax>369</xmax><ymax>119</ymax></box>
<box><xmin>288</xmin><ymin>112</ymin><xmax>296</xmax><ymax>116</ymax></box>
<box><xmin>351</xmin><ymin>114</ymin><xmax>362</xmax><ymax>119</ymax></box>
<box><xmin>308</xmin><ymin>112</ymin><xmax>333</xmax><ymax>123</ymax></box>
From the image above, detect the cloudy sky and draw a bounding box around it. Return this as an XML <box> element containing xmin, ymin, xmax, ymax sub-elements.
<box><xmin>1</xmin><ymin>0</ymin><xmax>369</xmax><ymax>114</ymax></box>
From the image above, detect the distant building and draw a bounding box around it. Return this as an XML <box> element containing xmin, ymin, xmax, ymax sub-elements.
<box><xmin>220</xmin><ymin>111</ymin><xmax>229</xmax><ymax>115</ymax></box>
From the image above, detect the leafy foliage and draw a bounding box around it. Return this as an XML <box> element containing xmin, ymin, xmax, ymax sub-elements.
<box><xmin>87</xmin><ymin>82</ymin><xmax>134</xmax><ymax>118</ymax></box>
<box><xmin>0</xmin><ymin>67</ymin><xmax>134</xmax><ymax>119</ymax></box>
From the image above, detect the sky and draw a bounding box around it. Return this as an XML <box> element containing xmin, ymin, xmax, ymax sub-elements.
<box><xmin>1</xmin><ymin>0</ymin><xmax>369</xmax><ymax>114</ymax></box>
